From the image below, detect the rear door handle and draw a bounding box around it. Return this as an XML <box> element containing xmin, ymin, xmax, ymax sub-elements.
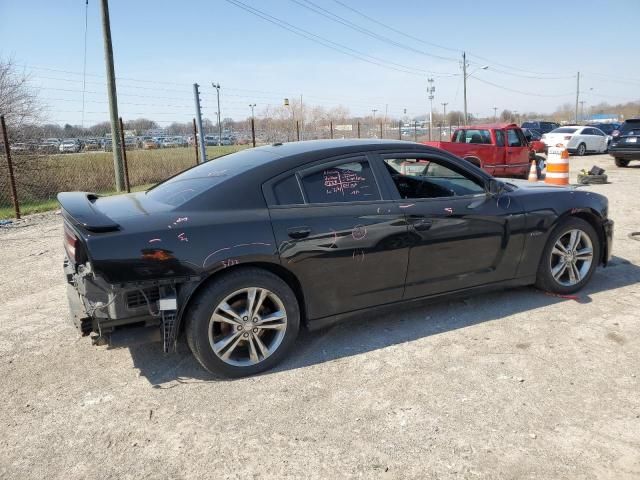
<box><xmin>287</xmin><ymin>226</ymin><xmax>311</xmax><ymax>239</ymax></box>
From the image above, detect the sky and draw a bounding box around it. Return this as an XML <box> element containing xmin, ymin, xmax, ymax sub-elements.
<box><xmin>1</xmin><ymin>0</ymin><xmax>639</xmax><ymax>127</ymax></box>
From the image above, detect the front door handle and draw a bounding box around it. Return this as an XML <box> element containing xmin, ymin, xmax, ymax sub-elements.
<box><xmin>408</xmin><ymin>215</ymin><xmax>433</xmax><ymax>231</ymax></box>
<box><xmin>287</xmin><ymin>226</ymin><xmax>311</xmax><ymax>239</ymax></box>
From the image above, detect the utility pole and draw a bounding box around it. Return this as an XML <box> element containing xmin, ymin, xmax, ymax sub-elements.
<box><xmin>193</xmin><ymin>83</ymin><xmax>206</xmax><ymax>163</ymax></box>
<box><xmin>493</xmin><ymin>107</ymin><xmax>498</xmax><ymax>122</ymax></box>
<box><xmin>99</xmin><ymin>0</ymin><xmax>124</xmax><ymax>191</ymax></box>
<box><xmin>575</xmin><ymin>72</ymin><xmax>580</xmax><ymax>124</ymax></box>
<box><xmin>427</xmin><ymin>78</ymin><xmax>435</xmax><ymax>141</ymax></box>
<box><xmin>462</xmin><ymin>51</ymin><xmax>468</xmax><ymax>125</ymax></box>
<box><xmin>441</xmin><ymin>102</ymin><xmax>448</xmax><ymax>138</ymax></box>
<box><xmin>212</xmin><ymin>83</ymin><xmax>221</xmax><ymax>145</ymax></box>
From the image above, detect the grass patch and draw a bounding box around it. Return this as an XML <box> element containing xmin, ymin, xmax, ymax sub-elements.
<box><xmin>0</xmin><ymin>145</ymin><xmax>248</xmax><ymax>219</ymax></box>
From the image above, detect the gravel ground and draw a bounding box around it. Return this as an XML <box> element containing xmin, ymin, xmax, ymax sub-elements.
<box><xmin>0</xmin><ymin>153</ymin><xmax>638</xmax><ymax>480</ymax></box>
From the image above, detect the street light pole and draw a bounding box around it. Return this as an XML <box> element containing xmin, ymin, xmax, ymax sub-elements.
<box><xmin>441</xmin><ymin>102</ymin><xmax>448</xmax><ymax>138</ymax></box>
<box><xmin>212</xmin><ymin>82</ymin><xmax>221</xmax><ymax>146</ymax></box>
<box><xmin>427</xmin><ymin>78</ymin><xmax>435</xmax><ymax>141</ymax></box>
<box><xmin>462</xmin><ymin>52</ymin><xmax>488</xmax><ymax>126</ymax></box>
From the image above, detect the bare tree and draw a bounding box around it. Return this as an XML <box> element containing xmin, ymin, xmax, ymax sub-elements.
<box><xmin>0</xmin><ymin>58</ymin><xmax>42</xmax><ymax>129</ymax></box>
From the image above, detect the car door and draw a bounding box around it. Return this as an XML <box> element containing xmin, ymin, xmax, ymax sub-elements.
<box><xmin>493</xmin><ymin>129</ymin><xmax>507</xmax><ymax>177</ymax></box>
<box><xmin>591</xmin><ymin>128</ymin><xmax>607</xmax><ymax>152</ymax></box>
<box><xmin>375</xmin><ymin>152</ymin><xmax>526</xmax><ymax>300</ymax></box>
<box><xmin>264</xmin><ymin>154</ymin><xmax>411</xmax><ymax>320</ymax></box>
<box><xmin>505</xmin><ymin>128</ymin><xmax>531</xmax><ymax>175</ymax></box>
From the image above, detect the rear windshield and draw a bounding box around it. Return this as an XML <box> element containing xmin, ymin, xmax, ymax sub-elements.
<box><xmin>146</xmin><ymin>148</ymin><xmax>278</xmax><ymax>206</ymax></box>
<box><xmin>550</xmin><ymin>127</ymin><xmax>578</xmax><ymax>134</ymax></box>
<box><xmin>452</xmin><ymin>129</ymin><xmax>492</xmax><ymax>144</ymax></box>
<box><xmin>620</xmin><ymin>121</ymin><xmax>640</xmax><ymax>135</ymax></box>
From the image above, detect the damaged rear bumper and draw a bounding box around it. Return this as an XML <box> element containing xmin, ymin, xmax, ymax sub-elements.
<box><xmin>63</xmin><ymin>257</ymin><xmax>193</xmax><ymax>351</ymax></box>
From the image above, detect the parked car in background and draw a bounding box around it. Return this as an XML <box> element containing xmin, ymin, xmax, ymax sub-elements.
<box><xmin>124</xmin><ymin>137</ymin><xmax>137</xmax><ymax>150</ymax></box>
<box><xmin>102</xmin><ymin>138</ymin><xmax>112</xmax><ymax>151</ymax></box>
<box><xmin>39</xmin><ymin>140</ymin><xmax>60</xmax><ymax>154</ymax></box>
<box><xmin>172</xmin><ymin>136</ymin><xmax>188</xmax><ymax>147</ymax></box>
<box><xmin>59</xmin><ymin>139</ymin><xmax>82</xmax><ymax>153</ymax></box>
<box><xmin>142</xmin><ymin>138</ymin><xmax>159</xmax><ymax>149</ymax></box>
<box><xmin>58</xmin><ymin>140</ymin><xmax>613</xmax><ymax>377</ymax></box>
<box><xmin>83</xmin><ymin>139</ymin><xmax>101</xmax><ymax>151</ymax></box>
<box><xmin>541</xmin><ymin>126</ymin><xmax>608</xmax><ymax>156</ymax></box>
<box><xmin>521</xmin><ymin>121</ymin><xmax>560</xmax><ymax>134</ymax></box>
<box><xmin>608</xmin><ymin>119</ymin><xmax>640</xmax><ymax>167</ymax></box>
<box><xmin>160</xmin><ymin>137</ymin><xmax>178</xmax><ymax>148</ymax></box>
<box><xmin>423</xmin><ymin>123</ymin><xmax>534</xmax><ymax>178</ymax></box>
<box><xmin>204</xmin><ymin>135</ymin><xmax>219</xmax><ymax>146</ymax></box>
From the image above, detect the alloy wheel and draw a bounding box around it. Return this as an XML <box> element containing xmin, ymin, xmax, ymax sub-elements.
<box><xmin>208</xmin><ymin>288</ymin><xmax>288</xmax><ymax>367</ymax></box>
<box><xmin>549</xmin><ymin>229</ymin><xmax>594</xmax><ymax>286</ymax></box>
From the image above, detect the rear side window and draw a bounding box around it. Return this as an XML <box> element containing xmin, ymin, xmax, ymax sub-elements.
<box><xmin>551</xmin><ymin>127</ymin><xmax>578</xmax><ymax>134</ymax></box>
<box><xmin>273</xmin><ymin>175</ymin><xmax>303</xmax><ymax>205</ymax></box>
<box><xmin>452</xmin><ymin>129</ymin><xmax>492</xmax><ymax>144</ymax></box>
<box><xmin>506</xmin><ymin>129</ymin><xmax>523</xmax><ymax>147</ymax></box>
<box><xmin>495</xmin><ymin>130</ymin><xmax>505</xmax><ymax>146</ymax></box>
<box><xmin>620</xmin><ymin>121</ymin><xmax>640</xmax><ymax>135</ymax></box>
<box><xmin>301</xmin><ymin>160</ymin><xmax>380</xmax><ymax>204</ymax></box>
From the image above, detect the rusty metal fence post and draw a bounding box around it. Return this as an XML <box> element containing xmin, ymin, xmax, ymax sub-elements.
<box><xmin>192</xmin><ymin>118</ymin><xmax>200</xmax><ymax>164</ymax></box>
<box><xmin>0</xmin><ymin>115</ymin><xmax>20</xmax><ymax>219</ymax></box>
<box><xmin>118</xmin><ymin>117</ymin><xmax>131</xmax><ymax>193</ymax></box>
<box><xmin>414</xmin><ymin>121</ymin><xmax>418</xmax><ymax>142</ymax></box>
<box><xmin>398</xmin><ymin>121</ymin><xmax>402</xmax><ymax>140</ymax></box>
<box><xmin>330</xmin><ymin>121</ymin><xmax>333</xmax><ymax>139</ymax></box>
<box><xmin>251</xmin><ymin>117</ymin><xmax>256</xmax><ymax>147</ymax></box>
<box><xmin>296</xmin><ymin>120</ymin><xmax>300</xmax><ymax>141</ymax></box>
<box><xmin>357</xmin><ymin>121</ymin><xmax>360</xmax><ymax>138</ymax></box>
<box><xmin>379</xmin><ymin>122</ymin><xmax>383</xmax><ymax>139</ymax></box>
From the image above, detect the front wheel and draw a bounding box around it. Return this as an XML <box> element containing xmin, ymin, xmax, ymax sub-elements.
<box><xmin>614</xmin><ymin>158</ymin><xmax>630</xmax><ymax>167</ymax></box>
<box><xmin>535</xmin><ymin>217</ymin><xmax>600</xmax><ymax>294</ymax></box>
<box><xmin>576</xmin><ymin>143</ymin><xmax>587</xmax><ymax>156</ymax></box>
<box><xmin>185</xmin><ymin>268</ymin><xmax>300</xmax><ymax>377</ymax></box>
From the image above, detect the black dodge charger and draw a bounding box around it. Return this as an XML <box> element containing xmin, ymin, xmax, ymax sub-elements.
<box><xmin>60</xmin><ymin>140</ymin><xmax>613</xmax><ymax>377</ymax></box>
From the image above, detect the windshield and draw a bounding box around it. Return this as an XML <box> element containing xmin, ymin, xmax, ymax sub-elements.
<box><xmin>146</xmin><ymin>147</ymin><xmax>279</xmax><ymax>206</ymax></box>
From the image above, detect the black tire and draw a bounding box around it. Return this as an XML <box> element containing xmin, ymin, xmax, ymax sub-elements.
<box><xmin>614</xmin><ymin>157</ymin><xmax>630</xmax><ymax>167</ymax></box>
<box><xmin>535</xmin><ymin>217</ymin><xmax>600</xmax><ymax>294</ymax></box>
<box><xmin>576</xmin><ymin>143</ymin><xmax>587</xmax><ymax>156</ymax></box>
<box><xmin>185</xmin><ymin>267</ymin><xmax>300</xmax><ymax>378</ymax></box>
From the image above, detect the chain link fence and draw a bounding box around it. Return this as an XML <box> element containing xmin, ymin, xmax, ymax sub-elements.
<box><xmin>1</xmin><ymin>116</ymin><xmax>462</xmax><ymax>219</ymax></box>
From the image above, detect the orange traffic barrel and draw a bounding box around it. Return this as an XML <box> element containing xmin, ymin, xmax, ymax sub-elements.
<box><xmin>545</xmin><ymin>146</ymin><xmax>569</xmax><ymax>185</ymax></box>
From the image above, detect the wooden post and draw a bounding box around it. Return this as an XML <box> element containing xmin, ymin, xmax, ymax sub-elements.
<box><xmin>118</xmin><ymin>117</ymin><xmax>130</xmax><ymax>193</ymax></box>
<box><xmin>379</xmin><ymin>122</ymin><xmax>383</xmax><ymax>139</ymax></box>
<box><xmin>0</xmin><ymin>115</ymin><xmax>20</xmax><ymax>219</ymax></box>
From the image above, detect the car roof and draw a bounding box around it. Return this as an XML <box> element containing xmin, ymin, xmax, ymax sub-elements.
<box><xmin>456</xmin><ymin>123</ymin><xmax>518</xmax><ymax>130</ymax></box>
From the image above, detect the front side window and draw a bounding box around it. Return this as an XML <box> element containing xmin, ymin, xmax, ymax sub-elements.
<box><xmin>506</xmin><ymin>129</ymin><xmax>523</xmax><ymax>147</ymax></box>
<box><xmin>301</xmin><ymin>160</ymin><xmax>380</xmax><ymax>204</ymax></box>
<box><xmin>495</xmin><ymin>130</ymin><xmax>505</xmax><ymax>146</ymax></box>
<box><xmin>384</xmin><ymin>157</ymin><xmax>484</xmax><ymax>199</ymax></box>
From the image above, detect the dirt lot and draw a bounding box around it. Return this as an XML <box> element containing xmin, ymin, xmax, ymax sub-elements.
<box><xmin>0</xmin><ymin>153</ymin><xmax>638</xmax><ymax>479</ymax></box>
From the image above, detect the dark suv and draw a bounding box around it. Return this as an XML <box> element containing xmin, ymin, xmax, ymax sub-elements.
<box><xmin>609</xmin><ymin>119</ymin><xmax>640</xmax><ymax>167</ymax></box>
<box><xmin>521</xmin><ymin>121</ymin><xmax>560</xmax><ymax>134</ymax></box>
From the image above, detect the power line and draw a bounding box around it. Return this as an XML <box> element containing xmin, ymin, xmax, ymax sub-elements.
<box><xmin>472</xmin><ymin>77</ymin><xmax>574</xmax><ymax>98</ymax></box>
<box><xmin>222</xmin><ymin>0</ymin><xmax>447</xmax><ymax>78</ymax></box>
<box><xmin>290</xmin><ymin>0</ymin><xmax>459</xmax><ymax>65</ymax></box>
<box><xmin>330</xmin><ymin>0</ymin><xmax>576</xmax><ymax>78</ymax></box>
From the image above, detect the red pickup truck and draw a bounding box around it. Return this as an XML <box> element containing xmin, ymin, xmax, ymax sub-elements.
<box><xmin>424</xmin><ymin>123</ymin><xmax>535</xmax><ymax>178</ymax></box>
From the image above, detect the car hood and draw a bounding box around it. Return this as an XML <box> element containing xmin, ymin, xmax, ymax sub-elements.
<box><xmin>498</xmin><ymin>178</ymin><xmax>576</xmax><ymax>192</ymax></box>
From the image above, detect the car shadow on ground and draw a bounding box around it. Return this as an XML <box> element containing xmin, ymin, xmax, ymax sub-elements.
<box><xmin>128</xmin><ymin>256</ymin><xmax>640</xmax><ymax>386</ymax></box>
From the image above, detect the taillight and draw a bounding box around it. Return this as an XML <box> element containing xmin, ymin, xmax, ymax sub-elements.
<box><xmin>63</xmin><ymin>225</ymin><xmax>78</xmax><ymax>262</ymax></box>
<box><xmin>564</xmin><ymin>135</ymin><xmax>573</xmax><ymax>140</ymax></box>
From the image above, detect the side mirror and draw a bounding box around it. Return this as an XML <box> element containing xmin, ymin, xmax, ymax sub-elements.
<box><xmin>486</xmin><ymin>179</ymin><xmax>505</xmax><ymax>197</ymax></box>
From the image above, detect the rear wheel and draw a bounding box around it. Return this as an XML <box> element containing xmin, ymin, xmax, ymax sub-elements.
<box><xmin>576</xmin><ymin>143</ymin><xmax>587</xmax><ymax>156</ymax></box>
<box><xmin>535</xmin><ymin>217</ymin><xmax>600</xmax><ymax>294</ymax></box>
<box><xmin>185</xmin><ymin>268</ymin><xmax>300</xmax><ymax>377</ymax></box>
<box><xmin>614</xmin><ymin>158</ymin><xmax>630</xmax><ymax>167</ymax></box>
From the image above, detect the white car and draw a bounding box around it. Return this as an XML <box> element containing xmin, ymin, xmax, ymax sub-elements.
<box><xmin>59</xmin><ymin>139</ymin><xmax>81</xmax><ymax>153</ymax></box>
<box><xmin>541</xmin><ymin>126</ymin><xmax>608</xmax><ymax>156</ymax></box>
